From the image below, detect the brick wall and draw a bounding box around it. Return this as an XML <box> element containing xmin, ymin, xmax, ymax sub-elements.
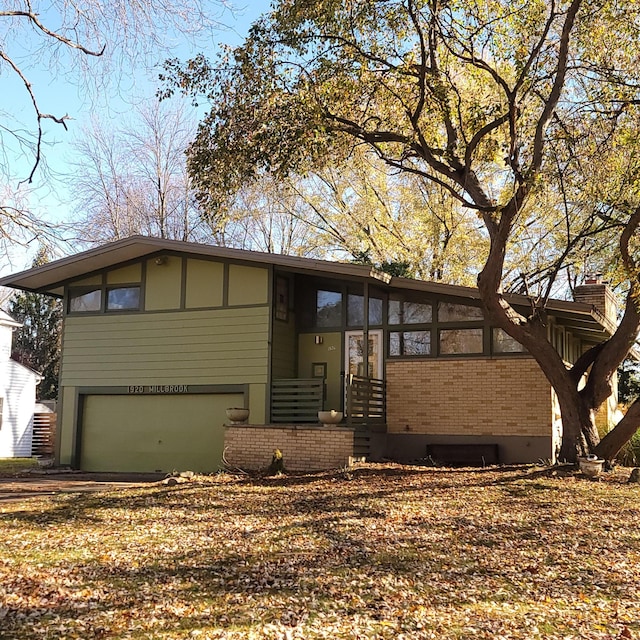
<box><xmin>386</xmin><ymin>357</ymin><xmax>553</xmax><ymax>437</ymax></box>
<box><xmin>573</xmin><ymin>283</ymin><xmax>617</xmax><ymax>326</ymax></box>
<box><xmin>224</xmin><ymin>425</ymin><xmax>355</xmax><ymax>471</ymax></box>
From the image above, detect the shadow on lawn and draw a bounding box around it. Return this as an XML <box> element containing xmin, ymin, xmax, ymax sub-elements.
<box><xmin>0</xmin><ymin>462</ymin><xmax>597</xmax><ymax>526</ymax></box>
<box><xmin>2</xmin><ymin>465</ymin><xmax>638</xmax><ymax>639</ymax></box>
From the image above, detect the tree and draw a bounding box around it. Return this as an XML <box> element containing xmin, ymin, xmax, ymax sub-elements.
<box><xmin>68</xmin><ymin>101</ymin><xmax>210</xmax><ymax>244</ymax></box>
<box><xmin>619</xmin><ymin>359</ymin><xmax>640</xmax><ymax>406</ymax></box>
<box><xmin>218</xmin><ymin>151</ymin><xmax>487</xmax><ymax>282</ymax></box>
<box><xmin>0</xmin><ymin>1</ymin><xmax>225</xmax><ymax>254</ymax></box>
<box><xmin>163</xmin><ymin>0</ymin><xmax>640</xmax><ymax>461</ymax></box>
<box><xmin>8</xmin><ymin>248</ymin><xmax>62</xmax><ymax>399</ymax></box>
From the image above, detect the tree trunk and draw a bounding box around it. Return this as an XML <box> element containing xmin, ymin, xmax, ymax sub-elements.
<box><xmin>554</xmin><ymin>385</ymin><xmax>597</xmax><ymax>462</ymax></box>
<box><xmin>594</xmin><ymin>399</ymin><xmax>640</xmax><ymax>461</ymax></box>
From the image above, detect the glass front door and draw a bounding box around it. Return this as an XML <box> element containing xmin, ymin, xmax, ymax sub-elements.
<box><xmin>345</xmin><ymin>330</ymin><xmax>383</xmax><ymax>379</ymax></box>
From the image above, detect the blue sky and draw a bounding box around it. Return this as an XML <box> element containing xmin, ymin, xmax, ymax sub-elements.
<box><xmin>1</xmin><ymin>1</ymin><xmax>271</xmax><ymax>277</ymax></box>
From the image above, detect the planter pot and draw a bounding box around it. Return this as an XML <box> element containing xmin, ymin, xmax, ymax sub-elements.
<box><xmin>226</xmin><ymin>408</ymin><xmax>249</xmax><ymax>424</ymax></box>
<box><xmin>578</xmin><ymin>456</ymin><xmax>604</xmax><ymax>478</ymax></box>
<box><xmin>318</xmin><ymin>410</ymin><xmax>343</xmax><ymax>426</ymax></box>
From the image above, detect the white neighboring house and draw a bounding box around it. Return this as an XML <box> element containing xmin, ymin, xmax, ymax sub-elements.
<box><xmin>0</xmin><ymin>310</ymin><xmax>41</xmax><ymax>457</ymax></box>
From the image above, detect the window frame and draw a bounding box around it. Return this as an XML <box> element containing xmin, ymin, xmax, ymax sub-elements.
<box><xmin>68</xmin><ymin>286</ymin><xmax>104</xmax><ymax>314</ymax></box>
<box><xmin>105</xmin><ymin>285</ymin><xmax>142</xmax><ymax>312</ymax></box>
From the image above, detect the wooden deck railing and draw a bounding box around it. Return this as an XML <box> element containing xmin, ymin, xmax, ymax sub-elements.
<box><xmin>271</xmin><ymin>378</ymin><xmax>324</xmax><ymax>423</ymax></box>
<box><xmin>346</xmin><ymin>374</ymin><xmax>386</xmax><ymax>427</ymax></box>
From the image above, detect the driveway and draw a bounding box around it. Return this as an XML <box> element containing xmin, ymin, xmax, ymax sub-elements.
<box><xmin>0</xmin><ymin>472</ymin><xmax>165</xmax><ymax>503</ymax></box>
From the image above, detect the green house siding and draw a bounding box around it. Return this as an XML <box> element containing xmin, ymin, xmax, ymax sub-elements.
<box><xmin>60</xmin><ymin>307</ymin><xmax>270</xmax><ymax>386</ymax></box>
<box><xmin>272</xmin><ymin>312</ymin><xmax>297</xmax><ymax>379</ymax></box>
<box><xmin>228</xmin><ymin>264</ymin><xmax>269</xmax><ymax>306</ymax></box>
<box><xmin>107</xmin><ymin>263</ymin><xmax>142</xmax><ymax>284</ymax></box>
<box><xmin>145</xmin><ymin>256</ymin><xmax>182</xmax><ymax>310</ymax></box>
<box><xmin>58</xmin><ymin>386</ymin><xmax>77</xmax><ymax>466</ymax></box>
<box><xmin>298</xmin><ymin>332</ymin><xmax>343</xmax><ymax>411</ymax></box>
<box><xmin>185</xmin><ymin>259</ymin><xmax>224</xmax><ymax>308</ymax></box>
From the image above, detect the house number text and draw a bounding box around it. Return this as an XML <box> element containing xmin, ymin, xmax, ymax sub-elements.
<box><xmin>128</xmin><ymin>385</ymin><xmax>189</xmax><ymax>394</ymax></box>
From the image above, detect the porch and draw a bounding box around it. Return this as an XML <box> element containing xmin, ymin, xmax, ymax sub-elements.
<box><xmin>223</xmin><ymin>375</ymin><xmax>386</xmax><ymax>472</ymax></box>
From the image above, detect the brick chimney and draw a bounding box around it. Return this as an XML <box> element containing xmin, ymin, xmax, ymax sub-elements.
<box><xmin>573</xmin><ymin>274</ymin><xmax>617</xmax><ymax>325</ymax></box>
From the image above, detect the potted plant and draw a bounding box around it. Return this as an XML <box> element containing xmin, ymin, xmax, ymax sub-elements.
<box><xmin>318</xmin><ymin>409</ymin><xmax>343</xmax><ymax>426</ymax></box>
<box><xmin>578</xmin><ymin>454</ymin><xmax>605</xmax><ymax>478</ymax></box>
<box><xmin>226</xmin><ymin>408</ymin><xmax>249</xmax><ymax>424</ymax></box>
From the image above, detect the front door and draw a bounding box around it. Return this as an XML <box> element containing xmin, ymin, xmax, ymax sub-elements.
<box><xmin>345</xmin><ymin>330</ymin><xmax>383</xmax><ymax>379</ymax></box>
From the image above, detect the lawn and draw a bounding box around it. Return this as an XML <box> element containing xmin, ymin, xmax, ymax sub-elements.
<box><xmin>0</xmin><ymin>458</ymin><xmax>39</xmax><ymax>475</ymax></box>
<box><xmin>1</xmin><ymin>464</ymin><xmax>639</xmax><ymax>639</ymax></box>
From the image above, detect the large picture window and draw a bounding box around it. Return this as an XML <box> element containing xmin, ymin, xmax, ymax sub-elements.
<box><xmin>492</xmin><ymin>328</ymin><xmax>526</xmax><ymax>353</ymax></box>
<box><xmin>348</xmin><ymin>293</ymin><xmax>384</xmax><ymax>327</ymax></box>
<box><xmin>390</xmin><ymin>330</ymin><xmax>431</xmax><ymax>356</ymax></box>
<box><xmin>438</xmin><ymin>302</ymin><xmax>483</xmax><ymax>322</ymax></box>
<box><xmin>439</xmin><ymin>328</ymin><xmax>484</xmax><ymax>354</ymax></box>
<box><xmin>317</xmin><ymin>290</ymin><xmax>342</xmax><ymax>327</ymax></box>
<box><xmin>388</xmin><ymin>297</ymin><xmax>432</xmax><ymax>324</ymax></box>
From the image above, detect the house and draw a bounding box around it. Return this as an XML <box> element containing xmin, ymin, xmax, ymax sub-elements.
<box><xmin>0</xmin><ymin>310</ymin><xmax>41</xmax><ymax>458</ymax></box>
<box><xmin>0</xmin><ymin>236</ymin><xmax>618</xmax><ymax>472</ymax></box>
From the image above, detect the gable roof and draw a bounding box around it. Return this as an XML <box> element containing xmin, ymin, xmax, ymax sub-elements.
<box><xmin>0</xmin><ymin>235</ymin><xmax>613</xmax><ymax>339</ymax></box>
<box><xmin>3</xmin><ymin>358</ymin><xmax>42</xmax><ymax>381</ymax></box>
<box><xmin>0</xmin><ymin>235</ymin><xmax>391</xmax><ymax>297</ymax></box>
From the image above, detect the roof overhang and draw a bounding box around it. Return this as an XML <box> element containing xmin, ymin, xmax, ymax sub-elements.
<box><xmin>391</xmin><ymin>275</ymin><xmax>614</xmax><ymax>338</ymax></box>
<box><xmin>0</xmin><ymin>236</ymin><xmax>390</xmax><ymax>297</ymax></box>
<box><xmin>0</xmin><ymin>235</ymin><xmax>614</xmax><ymax>338</ymax></box>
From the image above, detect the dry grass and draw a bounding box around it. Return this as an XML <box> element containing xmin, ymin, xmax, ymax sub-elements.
<box><xmin>1</xmin><ymin>463</ymin><xmax>639</xmax><ymax>639</ymax></box>
<box><xmin>0</xmin><ymin>458</ymin><xmax>39</xmax><ymax>475</ymax></box>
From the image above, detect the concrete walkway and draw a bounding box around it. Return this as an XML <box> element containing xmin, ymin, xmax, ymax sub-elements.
<box><xmin>0</xmin><ymin>472</ymin><xmax>164</xmax><ymax>503</ymax></box>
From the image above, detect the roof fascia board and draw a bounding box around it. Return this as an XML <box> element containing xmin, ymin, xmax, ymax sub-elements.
<box><xmin>0</xmin><ymin>235</ymin><xmax>614</xmax><ymax>335</ymax></box>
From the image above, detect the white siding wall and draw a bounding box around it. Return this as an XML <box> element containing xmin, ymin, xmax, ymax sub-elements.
<box><xmin>0</xmin><ymin>360</ymin><xmax>39</xmax><ymax>457</ymax></box>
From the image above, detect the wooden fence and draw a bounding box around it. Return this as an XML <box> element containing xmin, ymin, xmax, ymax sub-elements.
<box><xmin>271</xmin><ymin>378</ymin><xmax>324</xmax><ymax>423</ymax></box>
<box><xmin>32</xmin><ymin>412</ymin><xmax>56</xmax><ymax>456</ymax></box>
<box><xmin>346</xmin><ymin>375</ymin><xmax>386</xmax><ymax>427</ymax></box>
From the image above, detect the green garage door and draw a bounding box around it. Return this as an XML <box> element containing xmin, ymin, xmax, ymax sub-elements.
<box><xmin>80</xmin><ymin>393</ymin><xmax>243</xmax><ymax>472</ymax></box>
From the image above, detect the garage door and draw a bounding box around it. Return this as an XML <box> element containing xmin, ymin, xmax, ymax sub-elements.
<box><xmin>80</xmin><ymin>393</ymin><xmax>243</xmax><ymax>472</ymax></box>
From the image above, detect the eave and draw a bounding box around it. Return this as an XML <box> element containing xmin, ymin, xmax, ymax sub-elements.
<box><xmin>0</xmin><ymin>235</ymin><xmax>613</xmax><ymax>338</ymax></box>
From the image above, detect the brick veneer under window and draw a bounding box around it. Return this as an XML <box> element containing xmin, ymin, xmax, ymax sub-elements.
<box><xmin>386</xmin><ymin>357</ymin><xmax>554</xmax><ymax>437</ymax></box>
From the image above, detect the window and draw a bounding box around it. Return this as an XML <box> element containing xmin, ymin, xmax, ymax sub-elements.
<box><xmin>492</xmin><ymin>328</ymin><xmax>526</xmax><ymax>353</ymax></box>
<box><xmin>388</xmin><ymin>297</ymin><xmax>432</xmax><ymax>324</ymax></box>
<box><xmin>347</xmin><ymin>293</ymin><xmax>364</xmax><ymax>326</ymax></box>
<box><xmin>69</xmin><ymin>279</ymin><xmax>142</xmax><ymax>314</ymax></box>
<box><xmin>107</xmin><ymin>286</ymin><xmax>140</xmax><ymax>311</ymax></box>
<box><xmin>440</xmin><ymin>328</ymin><xmax>484</xmax><ymax>354</ymax></box>
<box><xmin>390</xmin><ymin>330</ymin><xmax>431</xmax><ymax>356</ymax></box>
<box><xmin>275</xmin><ymin>277</ymin><xmax>289</xmax><ymax>321</ymax></box>
<box><xmin>69</xmin><ymin>288</ymin><xmax>102</xmax><ymax>313</ymax></box>
<box><xmin>317</xmin><ymin>290</ymin><xmax>342</xmax><ymax>327</ymax></box>
<box><xmin>348</xmin><ymin>294</ymin><xmax>383</xmax><ymax>327</ymax></box>
<box><xmin>438</xmin><ymin>302</ymin><xmax>483</xmax><ymax>322</ymax></box>
<box><xmin>369</xmin><ymin>297</ymin><xmax>383</xmax><ymax>325</ymax></box>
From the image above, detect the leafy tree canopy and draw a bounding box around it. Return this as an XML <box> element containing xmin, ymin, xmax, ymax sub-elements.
<box><xmin>7</xmin><ymin>248</ymin><xmax>62</xmax><ymax>400</ymax></box>
<box><xmin>163</xmin><ymin>0</ymin><xmax>640</xmax><ymax>293</ymax></box>
<box><xmin>164</xmin><ymin>0</ymin><xmax>640</xmax><ymax>460</ymax></box>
